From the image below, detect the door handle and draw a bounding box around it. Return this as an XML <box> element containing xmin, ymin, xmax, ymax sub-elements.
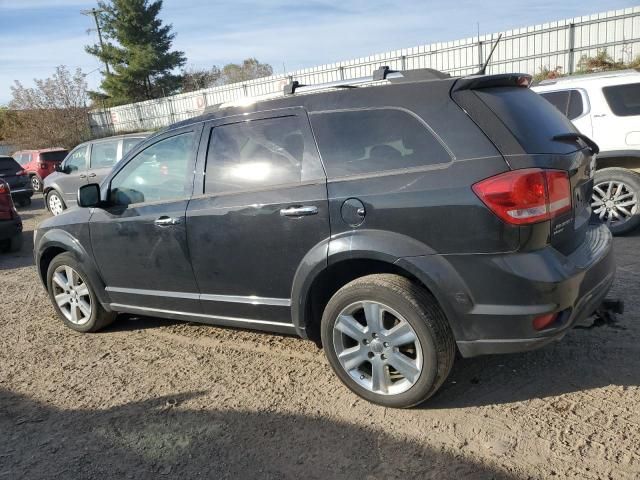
<box><xmin>593</xmin><ymin>114</ymin><xmax>606</xmax><ymax>118</ymax></box>
<box><xmin>280</xmin><ymin>206</ymin><xmax>319</xmax><ymax>217</ymax></box>
<box><xmin>88</xmin><ymin>173</ymin><xmax>96</xmax><ymax>178</ymax></box>
<box><xmin>79</xmin><ymin>174</ymin><xmax>87</xmax><ymax>179</ymax></box>
<box><xmin>154</xmin><ymin>216</ymin><xmax>182</xmax><ymax>226</ymax></box>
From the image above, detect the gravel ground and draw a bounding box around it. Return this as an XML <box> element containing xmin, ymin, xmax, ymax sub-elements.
<box><xmin>1</xmin><ymin>195</ymin><xmax>639</xmax><ymax>480</ymax></box>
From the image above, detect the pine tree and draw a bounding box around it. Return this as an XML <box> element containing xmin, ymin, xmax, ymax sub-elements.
<box><xmin>86</xmin><ymin>0</ymin><xmax>186</xmax><ymax>105</ymax></box>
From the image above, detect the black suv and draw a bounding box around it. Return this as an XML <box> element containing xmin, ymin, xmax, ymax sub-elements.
<box><xmin>35</xmin><ymin>69</ymin><xmax>615</xmax><ymax>408</ymax></box>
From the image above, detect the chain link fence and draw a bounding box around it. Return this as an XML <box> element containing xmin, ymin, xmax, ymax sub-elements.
<box><xmin>89</xmin><ymin>6</ymin><xmax>640</xmax><ymax>137</ymax></box>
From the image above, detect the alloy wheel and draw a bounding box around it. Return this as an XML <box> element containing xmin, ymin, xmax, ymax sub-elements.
<box><xmin>592</xmin><ymin>180</ymin><xmax>638</xmax><ymax>227</ymax></box>
<box><xmin>31</xmin><ymin>176</ymin><xmax>41</xmax><ymax>192</ymax></box>
<box><xmin>48</xmin><ymin>193</ymin><xmax>64</xmax><ymax>216</ymax></box>
<box><xmin>332</xmin><ymin>301</ymin><xmax>423</xmax><ymax>395</ymax></box>
<box><xmin>51</xmin><ymin>265</ymin><xmax>92</xmax><ymax>325</ymax></box>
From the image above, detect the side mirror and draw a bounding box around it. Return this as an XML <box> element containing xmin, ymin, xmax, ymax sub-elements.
<box><xmin>77</xmin><ymin>183</ymin><xmax>101</xmax><ymax>208</ymax></box>
<box><xmin>54</xmin><ymin>163</ymin><xmax>63</xmax><ymax>172</ymax></box>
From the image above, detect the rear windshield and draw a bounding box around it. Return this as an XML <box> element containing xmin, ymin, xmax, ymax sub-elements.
<box><xmin>0</xmin><ymin>157</ymin><xmax>21</xmax><ymax>174</ymax></box>
<box><xmin>41</xmin><ymin>150</ymin><xmax>69</xmax><ymax>162</ymax></box>
<box><xmin>473</xmin><ymin>87</ymin><xmax>580</xmax><ymax>154</ymax></box>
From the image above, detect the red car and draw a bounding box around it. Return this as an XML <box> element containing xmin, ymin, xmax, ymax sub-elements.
<box><xmin>13</xmin><ymin>148</ymin><xmax>69</xmax><ymax>192</ymax></box>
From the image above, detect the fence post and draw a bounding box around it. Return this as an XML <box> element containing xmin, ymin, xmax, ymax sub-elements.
<box><xmin>477</xmin><ymin>38</ymin><xmax>483</xmax><ymax>70</ymax></box>
<box><xmin>568</xmin><ymin>23</ymin><xmax>576</xmax><ymax>74</ymax></box>
<box><xmin>135</xmin><ymin>104</ymin><xmax>145</xmax><ymax>131</ymax></box>
<box><xmin>400</xmin><ymin>55</ymin><xmax>406</xmax><ymax>70</ymax></box>
<box><xmin>339</xmin><ymin>66</ymin><xmax>344</xmax><ymax>80</ymax></box>
<box><xmin>166</xmin><ymin>98</ymin><xmax>175</xmax><ymax>125</ymax></box>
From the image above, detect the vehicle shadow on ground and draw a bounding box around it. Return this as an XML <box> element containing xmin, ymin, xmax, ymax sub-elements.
<box><xmin>103</xmin><ymin>314</ymin><xmax>183</xmax><ymax>332</ymax></box>
<box><xmin>14</xmin><ymin>195</ymin><xmax>46</xmax><ymax>221</ymax></box>
<box><xmin>0</xmin><ymin>230</ymin><xmax>34</xmax><ymax>271</ymax></box>
<box><xmin>0</xmin><ymin>389</ymin><xmax>517</xmax><ymax>480</ymax></box>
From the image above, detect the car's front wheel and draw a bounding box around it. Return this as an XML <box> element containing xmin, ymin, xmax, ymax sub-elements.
<box><xmin>47</xmin><ymin>190</ymin><xmax>66</xmax><ymax>216</ymax></box>
<box><xmin>321</xmin><ymin>274</ymin><xmax>456</xmax><ymax>408</ymax></box>
<box><xmin>46</xmin><ymin>252</ymin><xmax>116</xmax><ymax>332</ymax></box>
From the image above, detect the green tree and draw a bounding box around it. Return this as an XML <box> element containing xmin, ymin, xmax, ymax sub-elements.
<box><xmin>220</xmin><ymin>58</ymin><xmax>273</xmax><ymax>84</ymax></box>
<box><xmin>86</xmin><ymin>0</ymin><xmax>186</xmax><ymax>105</ymax></box>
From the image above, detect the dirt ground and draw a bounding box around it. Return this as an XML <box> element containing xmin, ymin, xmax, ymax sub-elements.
<box><xmin>1</xmin><ymin>195</ymin><xmax>639</xmax><ymax>480</ymax></box>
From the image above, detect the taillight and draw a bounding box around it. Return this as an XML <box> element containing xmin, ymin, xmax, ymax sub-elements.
<box><xmin>39</xmin><ymin>162</ymin><xmax>47</xmax><ymax>169</ymax></box>
<box><xmin>0</xmin><ymin>182</ymin><xmax>14</xmax><ymax>220</ymax></box>
<box><xmin>473</xmin><ymin>168</ymin><xmax>572</xmax><ymax>225</ymax></box>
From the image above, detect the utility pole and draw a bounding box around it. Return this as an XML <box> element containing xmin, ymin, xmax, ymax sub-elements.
<box><xmin>82</xmin><ymin>8</ymin><xmax>110</xmax><ymax>74</ymax></box>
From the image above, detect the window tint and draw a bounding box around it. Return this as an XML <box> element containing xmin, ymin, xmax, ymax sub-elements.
<box><xmin>474</xmin><ymin>87</ymin><xmax>579</xmax><ymax>154</ymax></box>
<box><xmin>603</xmin><ymin>83</ymin><xmax>640</xmax><ymax>117</ymax></box>
<box><xmin>122</xmin><ymin>137</ymin><xmax>144</xmax><ymax>156</ymax></box>
<box><xmin>41</xmin><ymin>150</ymin><xmax>68</xmax><ymax>162</ymax></box>
<box><xmin>110</xmin><ymin>132</ymin><xmax>195</xmax><ymax>206</ymax></box>
<box><xmin>90</xmin><ymin>140</ymin><xmax>119</xmax><ymax>168</ymax></box>
<box><xmin>205</xmin><ymin>116</ymin><xmax>306</xmax><ymax>194</ymax></box>
<box><xmin>0</xmin><ymin>157</ymin><xmax>21</xmax><ymax>174</ymax></box>
<box><xmin>65</xmin><ymin>146</ymin><xmax>88</xmax><ymax>172</ymax></box>
<box><xmin>309</xmin><ymin>109</ymin><xmax>450</xmax><ymax>178</ymax></box>
<box><xmin>540</xmin><ymin>90</ymin><xmax>584</xmax><ymax>120</ymax></box>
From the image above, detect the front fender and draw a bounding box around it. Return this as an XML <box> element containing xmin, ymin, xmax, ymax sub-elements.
<box><xmin>36</xmin><ymin>228</ymin><xmax>112</xmax><ymax>309</ymax></box>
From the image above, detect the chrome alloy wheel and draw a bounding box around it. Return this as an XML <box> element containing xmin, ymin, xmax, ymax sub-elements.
<box><xmin>48</xmin><ymin>193</ymin><xmax>64</xmax><ymax>216</ymax></box>
<box><xmin>592</xmin><ymin>180</ymin><xmax>638</xmax><ymax>227</ymax></box>
<box><xmin>31</xmin><ymin>176</ymin><xmax>41</xmax><ymax>192</ymax></box>
<box><xmin>332</xmin><ymin>301</ymin><xmax>423</xmax><ymax>395</ymax></box>
<box><xmin>51</xmin><ymin>265</ymin><xmax>92</xmax><ymax>325</ymax></box>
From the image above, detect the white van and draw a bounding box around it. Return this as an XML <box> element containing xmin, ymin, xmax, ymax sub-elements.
<box><xmin>533</xmin><ymin>70</ymin><xmax>640</xmax><ymax>234</ymax></box>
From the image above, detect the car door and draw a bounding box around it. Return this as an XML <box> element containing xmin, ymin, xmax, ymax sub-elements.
<box><xmin>57</xmin><ymin>145</ymin><xmax>89</xmax><ymax>204</ymax></box>
<box><xmin>88</xmin><ymin>138</ymin><xmax>120</xmax><ymax>185</ymax></box>
<box><xmin>186</xmin><ymin>108</ymin><xmax>329</xmax><ymax>329</ymax></box>
<box><xmin>595</xmin><ymin>82</ymin><xmax>640</xmax><ymax>151</ymax></box>
<box><xmin>90</xmin><ymin>125</ymin><xmax>203</xmax><ymax>313</ymax></box>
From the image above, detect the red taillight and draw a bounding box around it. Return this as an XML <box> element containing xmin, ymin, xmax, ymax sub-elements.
<box><xmin>0</xmin><ymin>182</ymin><xmax>14</xmax><ymax>220</ymax></box>
<box><xmin>473</xmin><ymin>169</ymin><xmax>572</xmax><ymax>225</ymax></box>
<box><xmin>39</xmin><ymin>162</ymin><xmax>47</xmax><ymax>169</ymax></box>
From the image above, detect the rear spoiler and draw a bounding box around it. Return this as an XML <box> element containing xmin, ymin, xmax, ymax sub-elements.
<box><xmin>451</xmin><ymin>73</ymin><xmax>532</xmax><ymax>92</ymax></box>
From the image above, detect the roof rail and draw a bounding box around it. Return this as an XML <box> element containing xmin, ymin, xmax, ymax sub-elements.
<box><xmin>283</xmin><ymin>66</ymin><xmax>404</xmax><ymax>95</ymax></box>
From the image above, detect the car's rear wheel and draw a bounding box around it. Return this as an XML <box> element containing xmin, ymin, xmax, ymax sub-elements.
<box><xmin>31</xmin><ymin>175</ymin><xmax>42</xmax><ymax>192</ymax></box>
<box><xmin>46</xmin><ymin>252</ymin><xmax>116</xmax><ymax>332</ymax></box>
<box><xmin>47</xmin><ymin>190</ymin><xmax>65</xmax><ymax>216</ymax></box>
<box><xmin>321</xmin><ymin>274</ymin><xmax>456</xmax><ymax>408</ymax></box>
<box><xmin>592</xmin><ymin>168</ymin><xmax>640</xmax><ymax>235</ymax></box>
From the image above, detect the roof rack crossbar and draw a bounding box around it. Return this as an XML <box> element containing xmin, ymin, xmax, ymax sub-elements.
<box><xmin>283</xmin><ymin>66</ymin><xmax>403</xmax><ymax>95</ymax></box>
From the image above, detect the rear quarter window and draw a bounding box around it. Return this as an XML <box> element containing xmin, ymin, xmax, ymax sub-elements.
<box><xmin>309</xmin><ymin>108</ymin><xmax>451</xmax><ymax>178</ymax></box>
<box><xmin>41</xmin><ymin>150</ymin><xmax>69</xmax><ymax>162</ymax></box>
<box><xmin>473</xmin><ymin>87</ymin><xmax>580</xmax><ymax>154</ymax></box>
<box><xmin>603</xmin><ymin>83</ymin><xmax>640</xmax><ymax>117</ymax></box>
<box><xmin>0</xmin><ymin>157</ymin><xmax>21</xmax><ymax>173</ymax></box>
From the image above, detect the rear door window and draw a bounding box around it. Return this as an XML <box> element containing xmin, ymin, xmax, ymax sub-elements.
<box><xmin>473</xmin><ymin>87</ymin><xmax>580</xmax><ymax>154</ymax></box>
<box><xmin>205</xmin><ymin>115</ymin><xmax>317</xmax><ymax>194</ymax></box>
<box><xmin>309</xmin><ymin>108</ymin><xmax>451</xmax><ymax>178</ymax></box>
<box><xmin>41</xmin><ymin>150</ymin><xmax>69</xmax><ymax>162</ymax></box>
<box><xmin>122</xmin><ymin>137</ymin><xmax>145</xmax><ymax>157</ymax></box>
<box><xmin>0</xmin><ymin>157</ymin><xmax>21</xmax><ymax>174</ymax></box>
<box><xmin>603</xmin><ymin>83</ymin><xmax>640</xmax><ymax>117</ymax></box>
<box><xmin>90</xmin><ymin>140</ymin><xmax>119</xmax><ymax>168</ymax></box>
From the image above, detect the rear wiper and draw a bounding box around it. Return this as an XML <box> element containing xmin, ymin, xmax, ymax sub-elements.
<box><xmin>552</xmin><ymin>133</ymin><xmax>600</xmax><ymax>155</ymax></box>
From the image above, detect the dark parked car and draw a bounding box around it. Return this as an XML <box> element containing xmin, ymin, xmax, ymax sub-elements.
<box><xmin>34</xmin><ymin>68</ymin><xmax>615</xmax><ymax>408</ymax></box>
<box><xmin>13</xmin><ymin>148</ymin><xmax>69</xmax><ymax>192</ymax></box>
<box><xmin>43</xmin><ymin>133</ymin><xmax>150</xmax><ymax>215</ymax></box>
<box><xmin>0</xmin><ymin>179</ymin><xmax>22</xmax><ymax>252</ymax></box>
<box><xmin>0</xmin><ymin>155</ymin><xmax>33</xmax><ymax>207</ymax></box>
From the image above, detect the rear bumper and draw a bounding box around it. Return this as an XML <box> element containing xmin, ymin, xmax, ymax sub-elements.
<box><xmin>399</xmin><ymin>222</ymin><xmax>615</xmax><ymax>357</ymax></box>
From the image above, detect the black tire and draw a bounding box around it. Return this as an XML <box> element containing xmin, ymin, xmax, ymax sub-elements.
<box><xmin>46</xmin><ymin>252</ymin><xmax>116</xmax><ymax>333</ymax></box>
<box><xmin>320</xmin><ymin>274</ymin><xmax>456</xmax><ymax>408</ymax></box>
<box><xmin>46</xmin><ymin>190</ymin><xmax>66</xmax><ymax>216</ymax></box>
<box><xmin>31</xmin><ymin>175</ymin><xmax>42</xmax><ymax>192</ymax></box>
<box><xmin>593</xmin><ymin>167</ymin><xmax>640</xmax><ymax>235</ymax></box>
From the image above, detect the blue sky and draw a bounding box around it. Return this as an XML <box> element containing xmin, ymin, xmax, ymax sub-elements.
<box><xmin>0</xmin><ymin>0</ymin><xmax>635</xmax><ymax>104</ymax></box>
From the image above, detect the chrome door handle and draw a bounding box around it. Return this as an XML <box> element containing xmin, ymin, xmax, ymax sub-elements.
<box><xmin>154</xmin><ymin>216</ymin><xmax>182</xmax><ymax>226</ymax></box>
<box><xmin>79</xmin><ymin>174</ymin><xmax>87</xmax><ymax>179</ymax></box>
<box><xmin>88</xmin><ymin>173</ymin><xmax>96</xmax><ymax>178</ymax></box>
<box><xmin>280</xmin><ymin>206</ymin><xmax>319</xmax><ymax>217</ymax></box>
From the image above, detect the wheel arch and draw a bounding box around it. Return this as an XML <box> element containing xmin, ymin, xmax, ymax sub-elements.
<box><xmin>37</xmin><ymin>230</ymin><xmax>112</xmax><ymax>308</ymax></box>
<box><xmin>596</xmin><ymin>151</ymin><xmax>640</xmax><ymax>173</ymax></box>
<box><xmin>291</xmin><ymin>231</ymin><xmax>464</xmax><ymax>345</ymax></box>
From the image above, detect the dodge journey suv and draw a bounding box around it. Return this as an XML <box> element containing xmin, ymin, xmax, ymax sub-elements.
<box><xmin>34</xmin><ymin>68</ymin><xmax>615</xmax><ymax>408</ymax></box>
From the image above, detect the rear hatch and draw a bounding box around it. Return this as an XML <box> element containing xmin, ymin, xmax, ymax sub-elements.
<box><xmin>452</xmin><ymin>75</ymin><xmax>596</xmax><ymax>254</ymax></box>
<box><xmin>40</xmin><ymin>150</ymin><xmax>69</xmax><ymax>175</ymax></box>
<box><xmin>0</xmin><ymin>157</ymin><xmax>29</xmax><ymax>190</ymax></box>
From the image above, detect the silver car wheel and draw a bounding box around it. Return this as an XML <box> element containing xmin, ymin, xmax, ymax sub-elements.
<box><xmin>332</xmin><ymin>301</ymin><xmax>423</xmax><ymax>395</ymax></box>
<box><xmin>48</xmin><ymin>192</ymin><xmax>64</xmax><ymax>216</ymax></box>
<box><xmin>592</xmin><ymin>181</ymin><xmax>638</xmax><ymax>227</ymax></box>
<box><xmin>31</xmin><ymin>176</ymin><xmax>41</xmax><ymax>192</ymax></box>
<box><xmin>51</xmin><ymin>265</ymin><xmax>92</xmax><ymax>325</ymax></box>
